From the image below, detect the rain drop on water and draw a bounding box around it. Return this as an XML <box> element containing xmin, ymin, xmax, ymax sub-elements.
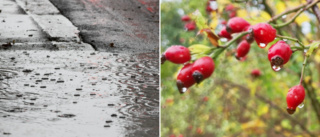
<box><xmin>259</xmin><ymin>43</ymin><xmax>266</xmax><ymax>48</ymax></box>
<box><xmin>272</xmin><ymin>65</ymin><xmax>281</xmax><ymax>71</ymax></box>
<box><xmin>298</xmin><ymin>103</ymin><xmax>304</xmax><ymax>108</ymax></box>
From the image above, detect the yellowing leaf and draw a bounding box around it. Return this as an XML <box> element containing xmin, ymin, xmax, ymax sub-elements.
<box><xmin>281</xmin><ymin>119</ymin><xmax>292</xmax><ymax>130</ymax></box>
<box><xmin>241</xmin><ymin>119</ymin><xmax>266</xmax><ymax>130</ymax></box>
<box><xmin>295</xmin><ymin>13</ymin><xmax>310</xmax><ymax>26</ymax></box>
<box><xmin>209</xmin><ymin>19</ymin><xmax>219</xmax><ymax>30</ymax></box>
<box><xmin>306</xmin><ymin>41</ymin><xmax>320</xmax><ymax>57</ymax></box>
<box><xmin>257</xmin><ymin>104</ymin><xmax>269</xmax><ymax>116</ymax></box>
<box><xmin>304</xmin><ymin>76</ymin><xmax>311</xmax><ymax>83</ymax></box>
<box><xmin>237</xmin><ymin>9</ymin><xmax>247</xmax><ymax>18</ymax></box>
<box><xmin>276</xmin><ymin>1</ymin><xmax>286</xmax><ymax>14</ymax></box>
<box><xmin>188</xmin><ymin>44</ymin><xmax>211</xmax><ymax>54</ymax></box>
<box><xmin>314</xmin><ymin>50</ymin><xmax>320</xmax><ymax>63</ymax></box>
<box><xmin>191</xmin><ymin>10</ymin><xmax>208</xmax><ymax>30</ymax></box>
<box><xmin>260</xmin><ymin>11</ymin><xmax>271</xmax><ymax>20</ymax></box>
<box><xmin>197</xmin><ymin>28</ymin><xmax>219</xmax><ymax>46</ymax></box>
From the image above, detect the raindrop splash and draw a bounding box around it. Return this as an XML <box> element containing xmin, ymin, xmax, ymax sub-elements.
<box><xmin>272</xmin><ymin>65</ymin><xmax>281</xmax><ymax>71</ymax></box>
<box><xmin>258</xmin><ymin>43</ymin><xmax>266</xmax><ymax>48</ymax></box>
<box><xmin>298</xmin><ymin>103</ymin><xmax>304</xmax><ymax>108</ymax></box>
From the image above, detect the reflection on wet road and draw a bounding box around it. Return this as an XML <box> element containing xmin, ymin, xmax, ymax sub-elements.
<box><xmin>0</xmin><ymin>51</ymin><xmax>159</xmax><ymax>136</ymax></box>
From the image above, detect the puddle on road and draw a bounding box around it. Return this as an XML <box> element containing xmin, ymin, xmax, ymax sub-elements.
<box><xmin>0</xmin><ymin>51</ymin><xmax>159</xmax><ymax>137</ymax></box>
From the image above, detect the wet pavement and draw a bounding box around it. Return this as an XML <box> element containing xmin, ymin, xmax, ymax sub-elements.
<box><xmin>49</xmin><ymin>0</ymin><xmax>159</xmax><ymax>53</ymax></box>
<box><xmin>0</xmin><ymin>0</ymin><xmax>159</xmax><ymax>136</ymax></box>
<box><xmin>0</xmin><ymin>51</ymin><xmax>159</xmax><ymax>136</ymax></box>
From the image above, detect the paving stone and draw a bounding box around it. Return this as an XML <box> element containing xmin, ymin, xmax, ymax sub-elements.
<box><xmin>0</xmin><ymin>15</ymin><xmax>49</xmax><ymax>43</ymax></box>
<box><xmin>0</xmin><ymin>0</ymin><xmax>26</xmax><ymax>15</ymax></box>
<box><xmin>32</xmin><ymin>15</ymin><xmax>80</xmax><ymax>42</ymax></box>
<box><xmin>15</xmin><ymin>0</ymin><xmax>60</xmax><ymax>15</ymax></box>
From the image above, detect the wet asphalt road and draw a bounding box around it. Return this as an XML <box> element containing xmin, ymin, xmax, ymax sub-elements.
<box><xmin>49</xmin><ymin>0</ymin><xmax>159</xmax><ymax>53</ymax></box>
<box><xmin>0</xmin><ymin>51</ymin><xmax>159</xmax><ymax>136</ymax></box>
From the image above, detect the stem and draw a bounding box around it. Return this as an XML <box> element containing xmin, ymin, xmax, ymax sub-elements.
<box><xmin>299</xmin><ymin>54</ymin><xmax>308</xmax><ymax>85</ymax></box>
<box><xmin>272</xmin><ymin>0</ymin><xmax>320</xmax><ymax>28</ymax></box>
<box><xmin>213</xmin><ymin>31</ymin><xmax>249</xmax><ymax>59</ymax></box>
<box><xmin>220</xmin><ymin>31</ymin><xmax>249</xmax><ymax>49</ymax></box>
<box><xmin>307</xmin><ymin>0</ymin><xmax>320</xmax><ymax>23</ymax></box>
<box><xmin>262</xmin><ymin>0</ymin><xmax>274</xmax><ymax>17</ymax></box>
<box><xmin>276</xmin><ymin>35</ymin><xmax>305</xmax><ymax>48</ymax></box>
<box><xmin>268</xmin><ymin>4</ymin><xmax>308</xmax><ymax>23</ymax></box>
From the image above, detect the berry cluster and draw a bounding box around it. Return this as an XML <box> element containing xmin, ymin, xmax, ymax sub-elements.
<box><xmin>161</xmin><ymin>46</ymin><xmax>215</xmax><ymax>93</ymax></box>
<box><xmin>181</xmin><ymin>15</ymin><xmax>196</xmax><ymax>31</ymax></box>
<box><xmin>165</xmin><ymin>4</ymin><xmax>308</xmax><ymax>115</ymax></box>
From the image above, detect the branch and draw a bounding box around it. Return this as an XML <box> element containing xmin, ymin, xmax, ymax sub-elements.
<box><xmin>220</xmin><ymin>31</ymin><xmax>250</xmax><ymax>49</ymax></box>
<box><xmin>272</xmin><ymin>0</ymin><xmax>320</xmax><ymax>28</ymax></box>
<box><xmin>215</xmin><ymin>79</ymin><xmax>315</xmax><ymax>136</ymax></box>
<box><xmin>276</xmin><ymin>35</ymin><xmax>305</xmax><ymax>48</ymax></box>
<box><xmin>300</xmin><ymin>54</ymin><xmax>308</xmax><ymax>85</ymax></box>
<box><xmin>268</xmin><ymin>4</ymin><xmax>308</xmax><ymax>23</ymax></box>
<box><xmin>212</xmin><ymin>31</ymin><xmax>249</xmax><ymax>59</ymax></box>
<box><xmin>307</xmin><ymin>0</ymin><xmax>320</xmax><ymax>23</ymax></box>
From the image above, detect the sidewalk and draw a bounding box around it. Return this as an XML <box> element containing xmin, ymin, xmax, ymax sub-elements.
<box><xmin>0</xmin><ymin>0</ymin><xmax>93</xmax><ymax>51</ymax></box>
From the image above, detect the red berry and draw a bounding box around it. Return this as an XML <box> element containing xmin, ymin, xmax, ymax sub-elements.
<box><xmin>191</xmin><ymin>56</ymin><xmax>215</xmax><ymax>83</ymax></box>
<box><xmin>229</xmin><ymin>11</ymin><xmax>236</xmax><ymax>18</ymax></box>
<box><xmin>221</xmin><ymin>20</ymin><xmax>227</xmax><ymax>25</ymax></box>
<box><xmin>251</xmin><ymin>69</ymin><xmax>261</xmax><ymax>77</ymax></box>
<box><xmin>181</xmin><ymin>15</ymin><xmax>191</xmax><ymax>22</ymax></box>
<box><xmin>206</xmin><ymin>5</ymin><xmax>213</xmax><ymax>12</ymax></box>
<box><xmin>196</xmin><ymin>128</ymin><xmax>203</xmax><ymax>134</ymax></box>
<box><xmin>162</xmin><ymin>46</ymin><xmax>191</xmax><ymax>64</ymax></box>
<box><xmin>268</xmin><ymin>41</ymin><xmax>292</xmax><ymax>71</ymax></box>
<box><xmin>206</xmin><ymin>1</ymin><xmax>217</xmax><ymax>12</ymax></box>
<box><xmin>225</xmin><ymin>4</ymin><xmax>235</xmax><ymax>11</ymax></box>
<box><xmin>178</xmin><ymin>134</ymin><xmax>183</xmax><ymax>137</ymax></box>
<box><xmin>203</xmin><ymin>96</ymin><xmax>209</xmax><ymax>102</ymax></box>
<box><xmin>218</xmin><ymin>26</ymin><xmax>232</xmax><ymax>40</ymax></box>
<box><xmin>177</xmin><ymin>63</ymin><xmax>195</xmax><ymax>93</ymax></box>
<box><xmin>226</xmin><ymin>17</ymin><xmax>250</xmax><ymax>33</ymax></box>
<box><xmin>169</xmin><ymin>134</ymin><xmax>176</xmax><ymax>137</ymax></box>
<box><xmin>252</xmin><ymin>23</ymin><xmax>276</xmax><ymax>48</ymax></box>
<box><xmin>185</xmin><ymin>22</ymin><xmax>196</xmax><ymax>31</ymax></box>
<box><xmin>235</xmin><ymin>40</ymin><xmax>250</xmax><ymax>59</ymax></box>
<box><xmin>286</xmin><ymin>85</ymin><xmax>305</xmax><ymax>114</ymax></box>
<box><xmin>241</xmin><ymin>26</ymin><xmax>254</xmax><ymax>43</ymax></box>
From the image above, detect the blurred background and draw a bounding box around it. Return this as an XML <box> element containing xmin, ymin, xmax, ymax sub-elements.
<box><xmin>161</xmin><ymin>0</ymin><xmax>320</xmax><ymax>136</ymax></box>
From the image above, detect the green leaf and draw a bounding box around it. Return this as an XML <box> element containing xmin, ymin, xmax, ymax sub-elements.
<box><xmin>189</xmin><ymin>44</ymin><xmax>211</xmax><ymax>61</ymax></box>
<box><xmin>281</xmin><ymin>119</ymin><xmax>292</xmax><ymax>130</ymax></box>
<box><xmin>191</xmin><ymin>10</ymin><xmax>208</xmax><ymax>30</ymax></box>
<box><xmin>306</xmin><ymin>41</ymin><xmax>320</xmax><ymax>57</ymax></box>
<box><xmin>188</xmin><ymin>44</ymin><xmax>211</xmax><ymax>54</ymax></box>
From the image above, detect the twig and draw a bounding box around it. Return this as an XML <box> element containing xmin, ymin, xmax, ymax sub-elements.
<box><xmin>215</xmin><ymin>79</ymin><xmax>315</xmax><ymax>136</ymax></box>
<box><xmin>268</xmin><ymin>4</ymin><xmax>308</xmax><ymax>23</ymax></box>
<box><xmin>276</xmin><ymin>35</ymin><xmax>305</xmax><ymax>48</ymax></box>
<box><xmin>272</xmin><ymin>0</ymin><xmax>320</xmax><ymax>28</ymax></box>
<box><xmin>220</xmin><ymin>31</ymin><xmax>250</xmax><ymax>49</ymax></box>
<box><xmin>300</xmin><ymin>54</ymin><xmax>308</xmax><ymax>85</ymax></box>
<box><xmin>307</xmin><ymin>0</ymin><xmax>320</xmax><ymax>23</ymax></box>
<box><xmin>212</xmin><ymin>31</ymin><xmax>249</xmax><ymax>59</ymax></box>
<box><xmin>262</xmin><ymin>0</ymin><xmax>274</xmax><ymax>17</ymax></box>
